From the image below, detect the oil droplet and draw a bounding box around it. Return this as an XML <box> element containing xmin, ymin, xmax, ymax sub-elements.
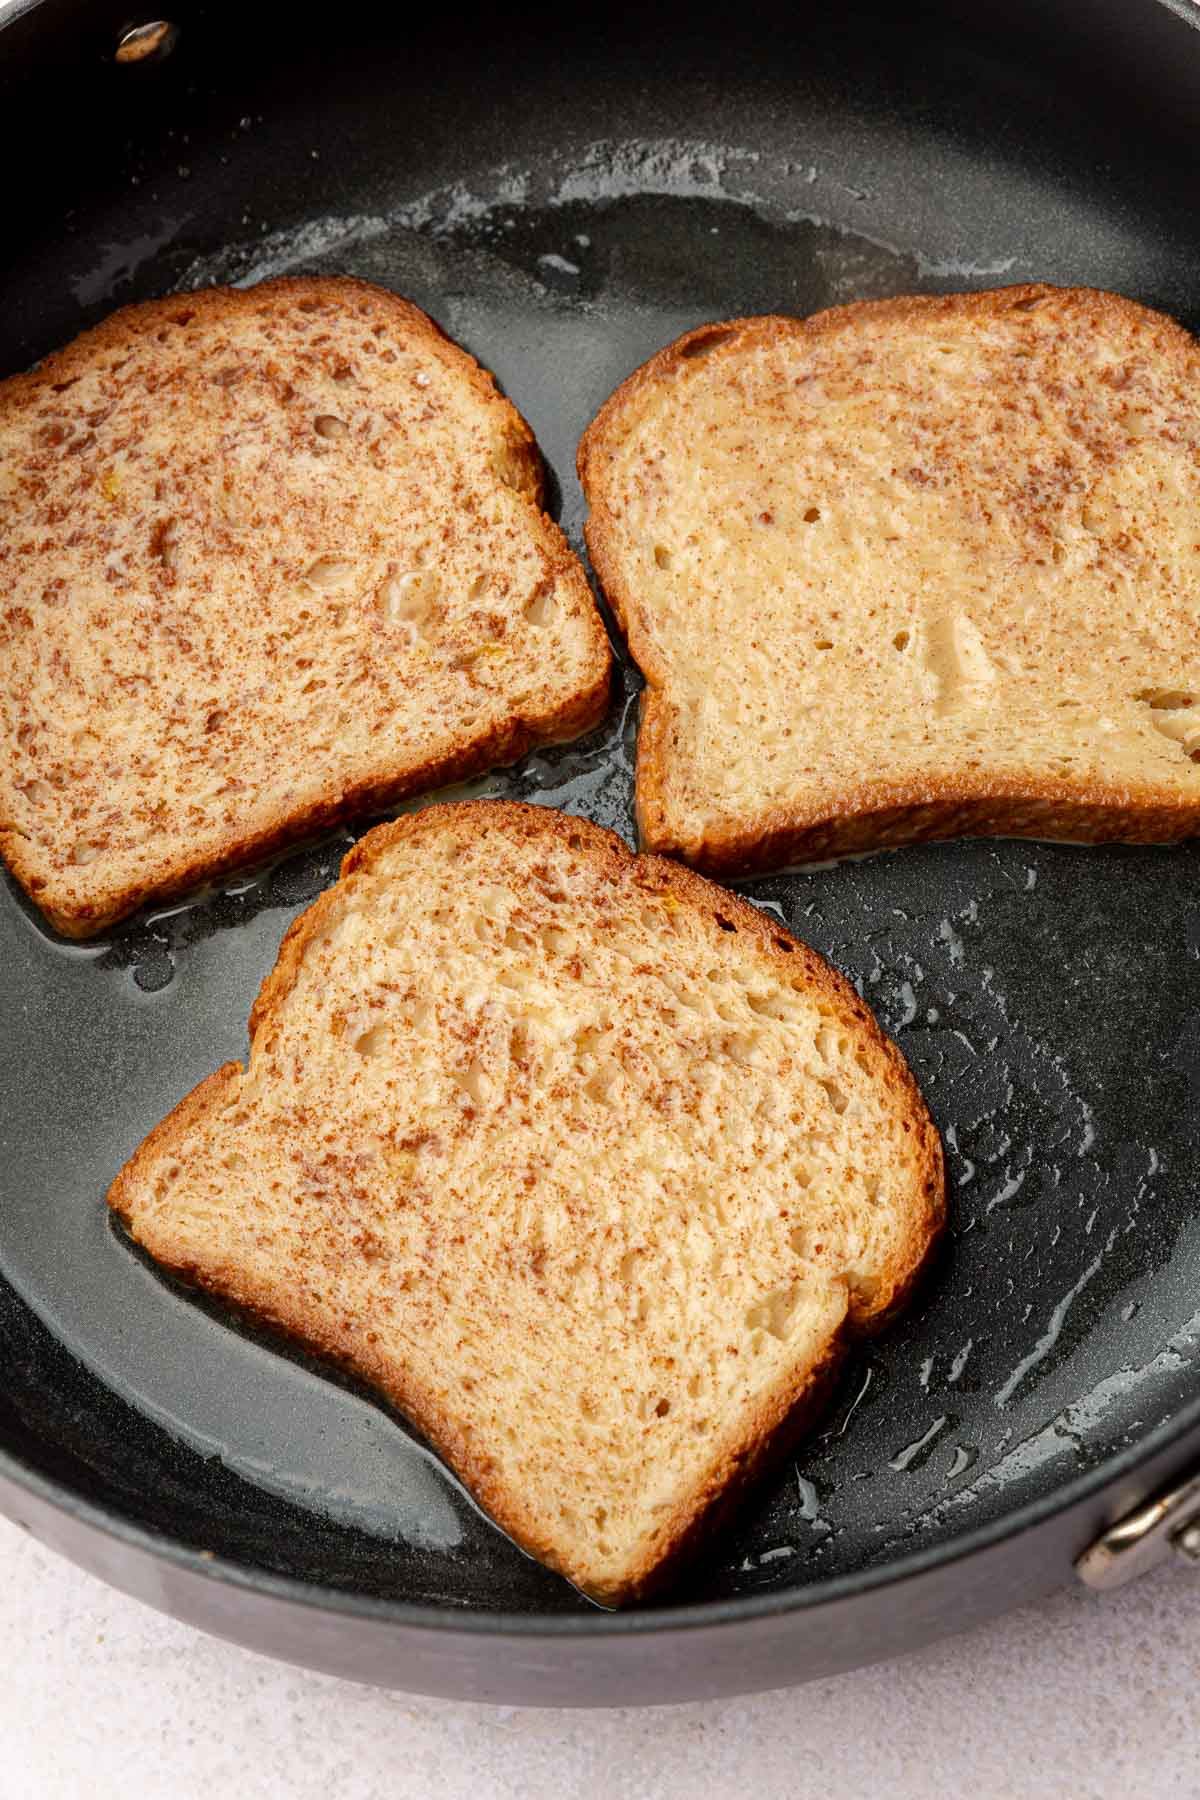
<box><xmin>793</xmin><ymin>1470</ymin><xmax>832</xmax><ymax>1534</ymax></box>
<box><xmin>938</xmin><ymin>918</ymin><xmax>965</xmax><ymax>965</ymax></box>
<box><xmin>749</xmin><ymin>895</ymin><xmax>787</xmax><ymax>926</ymax></box>
<box><xmin>132</xmin><ymin>950</ymin><xmax>175</xmax><ymax>993</ymax></box>
<box><xmin>946</xmin><ymin>1443</ymin><xmax>979</xmax><ymax>1482</ymax></box>
<box><xmin>827</xmin><ymin>1364</ymin><xmax>874</xmax><ymax>1438</ymax></box>
<box><xmin>995</xmin><ymin>1251</ymin><xmax>1105</xmax><ymax>1407</ymax></box>
<box><xmin>985</xmin><ymin>1168</ymin><xmax>1028</xmax><ymax>1212</ymax></box>
<box><xmin>889</xmin><ymin>1414</ymin><xmax>952</xmax><ymax>1472</ymax></box>
<box><xmin>738</xmin><ymin>1544</ymin><xmax>796</xmax><ymax>1571</ymax></box>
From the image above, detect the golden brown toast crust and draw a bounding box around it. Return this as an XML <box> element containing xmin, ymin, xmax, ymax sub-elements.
<box><xmin>1</xmin><ymin>276</ymin><xmax>610</xmax><ymax>937</ymax></box>
<box><xmin>578</xmin><ymin>284</ymin><xmax>1200</xmax><ymax>875</ymax></box>
<box><xmin>108</xmin><ymin>801</ymin><xmax>944</xmax><ymax>1606</ymax></box>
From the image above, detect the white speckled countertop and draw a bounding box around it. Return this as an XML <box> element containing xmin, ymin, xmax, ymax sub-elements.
<box><xmin>3</xmin><ymin>1515</ymin><xmax>1197</xmax><ymax>1797</ymax></box>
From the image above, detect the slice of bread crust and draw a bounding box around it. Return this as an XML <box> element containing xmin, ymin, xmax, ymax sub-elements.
<box><xmin>0</xmin><ymin>275</ymin><xmax>610</xmax><ymax>937</ymax></box>
<box><xmin>578</xmin><ymin>284</ymin><xmax>1200</xmax><ymax>876</ymax></box>
<box><xmin>109</xmin><ymin>800</ymin><xmax>943</xmax><ymax>1606</ymax></box>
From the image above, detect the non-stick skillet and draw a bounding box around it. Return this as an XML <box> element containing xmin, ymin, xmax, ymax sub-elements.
<box><xmin>2</xmin><ymin>0</ymin><xmax>1200</xmax><ymax>1706</ymax></box>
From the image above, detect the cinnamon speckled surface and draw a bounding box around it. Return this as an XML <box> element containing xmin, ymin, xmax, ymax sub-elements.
<box><xmin>2</xmin><ymin>1516</ymin><xmax>1197</xmax><ymax>1797</ymax></box>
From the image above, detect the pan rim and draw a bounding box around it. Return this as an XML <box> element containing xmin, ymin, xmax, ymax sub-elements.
<box><xmin>3</xmin><ymin>1387</ymin><xmax>1198</xmax><ymax>1637</ymax></box>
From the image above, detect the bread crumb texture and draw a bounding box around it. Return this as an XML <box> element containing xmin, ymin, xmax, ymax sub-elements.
<box><xmin>109</xmin><ymin>802</ymin><xmax>943</xmax><ymax>1605</ymax></box>
<box><xmin>0</xmin><ymin>276</ymin><xmax>609</xmax><ymax>936</ymax></box>
<box><xmin>578</xmin><ymin>285</ymin><xmax>1200</xmax><ymax>872</ymax></box>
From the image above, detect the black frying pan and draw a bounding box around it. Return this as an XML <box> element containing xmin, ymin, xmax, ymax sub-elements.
<box><xmin>3</xmin><ymin>0</ymin><xmax>1200</xmax><ymax>1706</ymax></box>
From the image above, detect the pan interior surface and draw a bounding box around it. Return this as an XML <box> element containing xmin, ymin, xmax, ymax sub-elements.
<box><xmin>2</xmin><ymin>2</ymin><xmax>1200</xmax><ymax>1619</ymax></box>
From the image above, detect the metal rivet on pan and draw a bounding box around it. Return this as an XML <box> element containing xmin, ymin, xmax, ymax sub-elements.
<box><xmin>115</xmin><ymin>20</ymin><xmax>179</xmax><ymax>64</ymax></box>
<box><xmin>1173</xmin><ymin>1520</ymin><xmax>1200</xmax><ymax>1566</ymax></box>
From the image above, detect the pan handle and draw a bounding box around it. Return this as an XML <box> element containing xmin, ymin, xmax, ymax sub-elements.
<box><xmin>1076</xmin><ymin>1464</ymin><xmax>1200</xmax><ymax>1590</ymax></box>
